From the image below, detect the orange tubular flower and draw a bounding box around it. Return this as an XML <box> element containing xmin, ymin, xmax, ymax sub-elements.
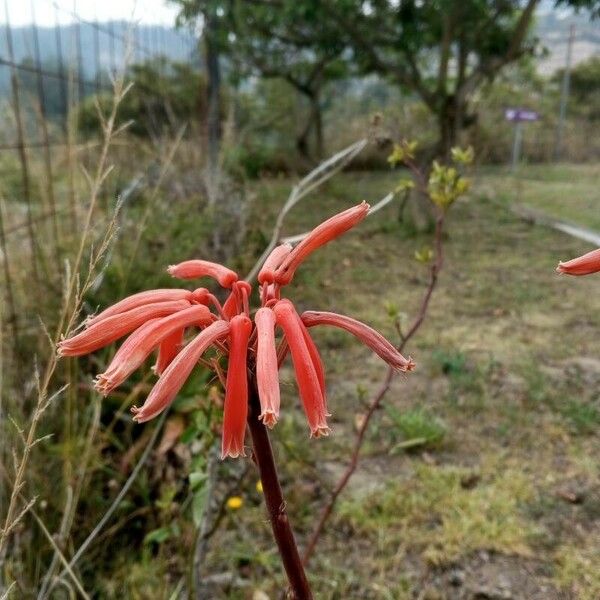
<box><xmin>133</xmin><ymin>320</ymin><xmax>231</xmax><ymax>423</ymax></box>
<box><xmin>299</xmin><ymin>322</ymin><xmax>328</xmax><ymax>415</ymax></box>
<box><xmin>258</xmin><ymin>243</ymin><xmax>293</xmax><ymax>285</ymax></box>
<box><xmin>301</xmin><ymin>311</ymin><xmax>415</xmax><ymax>372</ymax></box>
<box><xmin>57</xmin><ymin>300</ymin><xmax>191</xmax><ymax>357</ymax></box>
<box><xmin>58</xmin><ymin>201</ymin><xmax>415</xmax><ymax>461</ymax></box>
<box><xmin>556</xmin><ymin>247</ymin><xmax>600</xmax><ymax>276</ymax></box>
<box><xmin>223</xmin><ymin>281</ymin><xmax>252</xmax><ymax>320</ymax></box>
<box><xmin>221</xmin><ymin>315</ymin><xmax>253</xmax><ymax>459</ymax></box>
<box><xmin>86</xmin><ymin>288</ymin><xmax>193</xmax><ymax>326</ymax></box>
<box><xmin>274</xmin><ymin>201</ymin><xmax>370</xmax><ymax>285</ymax></box>
<box><xmin>255</xmin><ymin>307</ymin><xmax>281</xmax><ymax>428</ymax></box>
<box><xmin>274</xmin><ymin>300</ymin><xmax>330</xmax><ymax>438</ymax></box>
<box><xmin>94</xmin><ymin>305</ymin><xmax>212</xmax><ymax>395</ymax></box>
<box><xmin>168</xmin><ymin>259</ymin><xmax>238</xmax><ymax>288</ymax></box>
<box><xmin>155</xmin><ymin>328</ymin><xmax>184</xmax><ymax>375</ymax></box>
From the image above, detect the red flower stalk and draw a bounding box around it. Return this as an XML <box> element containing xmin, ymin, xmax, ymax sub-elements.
<box><xmin>301</xmin><ymin>310</ymin><xmax>415</xmax><ymax>372</ymax></box>
<box><xmin>59</xmin><ymin>202</ymin><xmax>412</xmax><ymax>453</ymax></box>
<box><xmin>556</xmin><ymin>247</ymin><xmax>600</xmax><ymax>276</ymax></box>
<box><xmin>274</xmin><ymin>201</ymin><xmax>369</xmax><ymax>285</ymax></box>
<box><xmin>58</xmin><ymin>300</ymin><xmax>191</xmax><ymax>357</ymax></box>
<box><xmin>58</xmin><ymin>201</ymin><xmax>415</xmax><ymax>598</ymax></box>
<box><xmin>255</xmin><ymin>307</ymin><xmax>281</xmax><ymax>428</ymax></box>
<box><xmin>221</xmin><ymin>315</ymin><xmax>253</xmax><ymax>458</ymax></box>
<box><xmin>274</xmin><ymin>300</ymin><xmax>330</xmax><ymax>438</ymax></box>
<box><xmin>168</xmin><ymin>259</ymin><xmax>238</xmax><ymax>288</ymax></box>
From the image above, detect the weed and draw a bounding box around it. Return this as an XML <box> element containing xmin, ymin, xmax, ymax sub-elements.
<box><xmin>555</xmin><ymin>543</ymin><xmax>600</xmax><ymax>600</ymax></box>
<box><xmin>338</xmin><ymin>462</ymin><xmax>536</xmax><ymax>567</ymax></box>
<box><xmin>560</xmin><ymin>400</ymin><xmax>600</xmax><ymax>434</ymax></box>
<box><xmin>385</xmin><ymin>405</ymin><xmax>446</xmax><ymax>452</ymax></box>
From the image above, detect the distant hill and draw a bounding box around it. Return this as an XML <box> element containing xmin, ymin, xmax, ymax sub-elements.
<box><xmin>0</xmin><ymin>10</ymin><xmax>598</xmax><ymax>100</ymax></box>
<box><xmin>0</xmin><ymin>22</ymin><xmax>198</xmax><ymax>95</ymax></box>
<box><xmin>536</xmin><ymin>11</ymin><xmax>600</xmax><ymax>75</ymax></box>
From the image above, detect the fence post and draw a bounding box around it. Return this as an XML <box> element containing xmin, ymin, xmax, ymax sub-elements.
<box><xmin>3</xmin><ymin>0</ymin><xmax>40</xmax><ymax>287</ymax></box>
<box><xmin>0</xmin><ymin>198</ymin><xmax>19</xmax><ymax>345</ymax></box>
<box><xmin>554</xmin><ymin>24</ymin><xmax>575</xmax><ymax>162</ymax></box>
<box><xmin>31</xmin><ymin>0</ymin><xmax>61</xmax><ymax>266</ymax></box>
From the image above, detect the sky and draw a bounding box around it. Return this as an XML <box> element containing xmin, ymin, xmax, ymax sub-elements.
<box><xmin>2</xmin><ymin>0</ymin><xmax>180</xmax><ymax>26</ymax></box>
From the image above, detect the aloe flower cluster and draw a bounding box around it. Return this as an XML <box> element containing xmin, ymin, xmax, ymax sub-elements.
<box><xmin>58</xmin><ymin>202</ymin><xmax>414</xmax><ymax>458</ymax></box>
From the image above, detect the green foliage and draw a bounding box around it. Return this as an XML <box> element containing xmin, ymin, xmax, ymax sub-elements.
<box><xmin>431</xmin><ymin>349</ymin><xmax>468</xmax><ymax>376</ymax></box>
<box><xmin>555</xmin><ymin>56</ymin><xmax>600</xmax><ymax>120</ymax></box>
<box><xmin>339</xmin><ymin>462</ymin><xmax>535</xmax><ymax>566</ymax></box>
<box><xmin>78</xmin><ymin>58</ymin><xmax>206</xmax><ymax>137</ymax></box>
<box><xmin>386</xmin><ymin>405</ymin><xmax>447</xmax><ymax>452</ymax></box>
<box><xmin>427</xmin><ymin>160</ymin><xmax>471</xmax><ymax>209</ymax></box>
<box><xmin>171</xmin><ymin>0</ymin><xmax>349</xmax><ymax>159</ymax></box>
<box><xmin>560</xmin><ymin>400</ymin><xmax>600</xmax><ymax>434</ymax></box>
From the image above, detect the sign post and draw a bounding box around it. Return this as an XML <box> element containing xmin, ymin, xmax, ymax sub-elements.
<box><xmin>505</xmin><ymin>108</ymin><xmax>539</xmax><ymax>172</ymax></box>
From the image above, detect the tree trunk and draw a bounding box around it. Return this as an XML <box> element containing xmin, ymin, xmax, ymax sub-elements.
<box><xmin>295</xmin><ymin>89</ymin><xmax>324</xmax><ymax>163</ymax></box>
<box><xmin>312</xmin><ymin>95</ymin><xmax>324</xmax><ymax>159</ymax></box>
<box><xmin>437</xmin><ymin>96</ymin><xmax>460</xmax><ymax>161</ymax></box>
<box><xmin>204</xmin><ymin>14</ymin><xmax>221</xmax><ymax>172</ymax></box>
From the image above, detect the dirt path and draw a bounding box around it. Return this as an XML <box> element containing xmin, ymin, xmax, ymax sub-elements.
<box><xmin>491</xmin><ymin>195</ymin><xmax>600</xmax><ymax>247</ymax></box>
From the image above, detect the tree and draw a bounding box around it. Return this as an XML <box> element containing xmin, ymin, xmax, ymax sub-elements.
<box><xmin>319</xmin><ymin>0</ymin><xmax>598</xmax><ymax>159</ymax></box>
<box><xmin>554</xmin><ymin>56</ymin><xmax>600</xmax><ymax>120</ymax></box>
<box><xmin>171</xmin><ymin>1</ymin><xmax>224</xmax><ymax>169</ymax></box>
<box><xmin>170</xmin><ymin>0</ymin><xmax>348</xmax><ymax>161</ymax></box>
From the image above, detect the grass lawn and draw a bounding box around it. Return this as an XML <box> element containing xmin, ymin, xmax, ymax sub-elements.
<box><xmin>479</xmin><ymin>163</ymin><xmax>600</xmax><ymax>232</ymax></box>
<box><xmin>19</xmin><ymin>164</ymin><xmax>598</xmax><ymax>599</ymax></box>
<box><xmin>199</xmin><ymin>167</ymin><xmax>600</xmax><ymax>599</ymax></box>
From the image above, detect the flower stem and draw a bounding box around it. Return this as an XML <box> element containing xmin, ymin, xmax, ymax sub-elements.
<box><xmin>247</xmin><ymin>379</ymin><xmax>313</xmax><ymax>599</ymax></box>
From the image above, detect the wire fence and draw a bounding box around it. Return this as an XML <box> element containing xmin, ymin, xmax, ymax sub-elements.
<box><xmin>0</xmin><ymin>0</ymin><xmax>199</xmax><ymax>343</ymax></box>
<box><xmin>0</xmin><ymin>0</ymin><xmax>197</xmax><ymax>234</ymax></box>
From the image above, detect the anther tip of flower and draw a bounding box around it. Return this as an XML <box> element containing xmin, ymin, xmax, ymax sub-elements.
<box><xmin>259</xmin><ymin>410</ymin><xmax>279</xmax><ymax>429</ymax></box>
<box><xmin>404</xmin><ymin>357</ymin><xmax>416</xmax><ymax>372</ymax></box>
<box><xmin>311</xmin><ymin>425</ymin><xmax>331</xmax><ymax>438</ymax></box>
<box><xmin>556</xmin><ymin>263</ymin><xmax>565</xmax><ymax>274</ymax></box>
<box><xmin>130</xmin><ymin>406</ymin><xmax>143</xmax><ymax>423</ymax></box>
<box><xmin>221</xmin><ymin>448</ymin><xmax>247</xmax><ymax>460</ymax></box>
<box><xmin>94</xmin><ymin>373</ymin><xmax>116</xmax><ymax>396</ymax></box>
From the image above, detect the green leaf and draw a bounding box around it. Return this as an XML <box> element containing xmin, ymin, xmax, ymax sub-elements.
<box><xmin>180</xmin><ymin>425</ymin><xmax>199</xmax><ymax>444</ymax></box>
<box><xmin>192</xmin><ymin>486</ymin><xmax>210</xmax><ymax>527</ymax></box>
<box><xmin>189</xmin><ymin>471</ymin><xmax>208</xmax><ymax>491</ymax></box>
<box><xmin>144</xmin><ymin>526</ymin><xmax>172</xmax><ymax>545</ymax></box>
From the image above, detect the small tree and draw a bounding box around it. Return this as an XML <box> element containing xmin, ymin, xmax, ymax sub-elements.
<box><xmin>555</xmin><ymin>56</ymin><xmax>600</xmax><ymax>120</ymax></box>
<box><xmin>321</xmin><ymin>0</ymin><xmax>599</xmax><ymax>159</ymax></box>
<box><xmin>170</xmin><ymin>0</ymin><xmax>348</xmax><ymax>161</ymax></box>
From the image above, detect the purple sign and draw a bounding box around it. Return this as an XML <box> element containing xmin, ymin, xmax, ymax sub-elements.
<box><xmin>505</xmin><ymin>108</ymin><xmax>539</xmax><ymax>122</ymax></box>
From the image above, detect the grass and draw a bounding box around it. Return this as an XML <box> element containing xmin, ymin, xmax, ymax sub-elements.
<box><xmin>238</xmin><ymin>165</ymin><xmax>600</xmax><ymax>598</ymax></box>
<box><xmin>480</xmin><ymin>162</ymin><xmax>600</xmax><ymax>231</ymax></box>
<box><xmin>4</xmin><ymin>162</ymin><xmax>600</xmax><ymax>598</ymax></box>
<box><xmin>338</xmin><ymin>461</ymin><xmax>536</xmax><ymax>566</ymax></box>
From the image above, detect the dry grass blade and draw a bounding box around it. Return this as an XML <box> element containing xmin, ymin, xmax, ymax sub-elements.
<box><xmin>245</xmin><ymin>138</ymin><xmax>368</xmax><ymax>282</ymax></box>
<box><xmin>29</xmin><ymin>507</ymin><xmax>91</xmax><ymax>600</ymax></box>
<box><xmin>0</xmin><ymin>73</ymin><xmax>130</xmax><ymax>565</ymax></box>
<box><xmin>49</xmin><ymin>411</ymin><xmax>167</xmax><ymax>594</ymax></box>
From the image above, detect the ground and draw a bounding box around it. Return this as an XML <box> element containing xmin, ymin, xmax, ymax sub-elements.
<box><xmin>198</xmin><ymin>165</ymin><xmax>600</xmax><ymax>599</ymax></box>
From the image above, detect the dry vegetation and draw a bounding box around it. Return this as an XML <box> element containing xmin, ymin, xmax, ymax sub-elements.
<box><xmin>1</xmin><ymin>151</ymin><xmax>600</xmax><ymax>598</ymax></box>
